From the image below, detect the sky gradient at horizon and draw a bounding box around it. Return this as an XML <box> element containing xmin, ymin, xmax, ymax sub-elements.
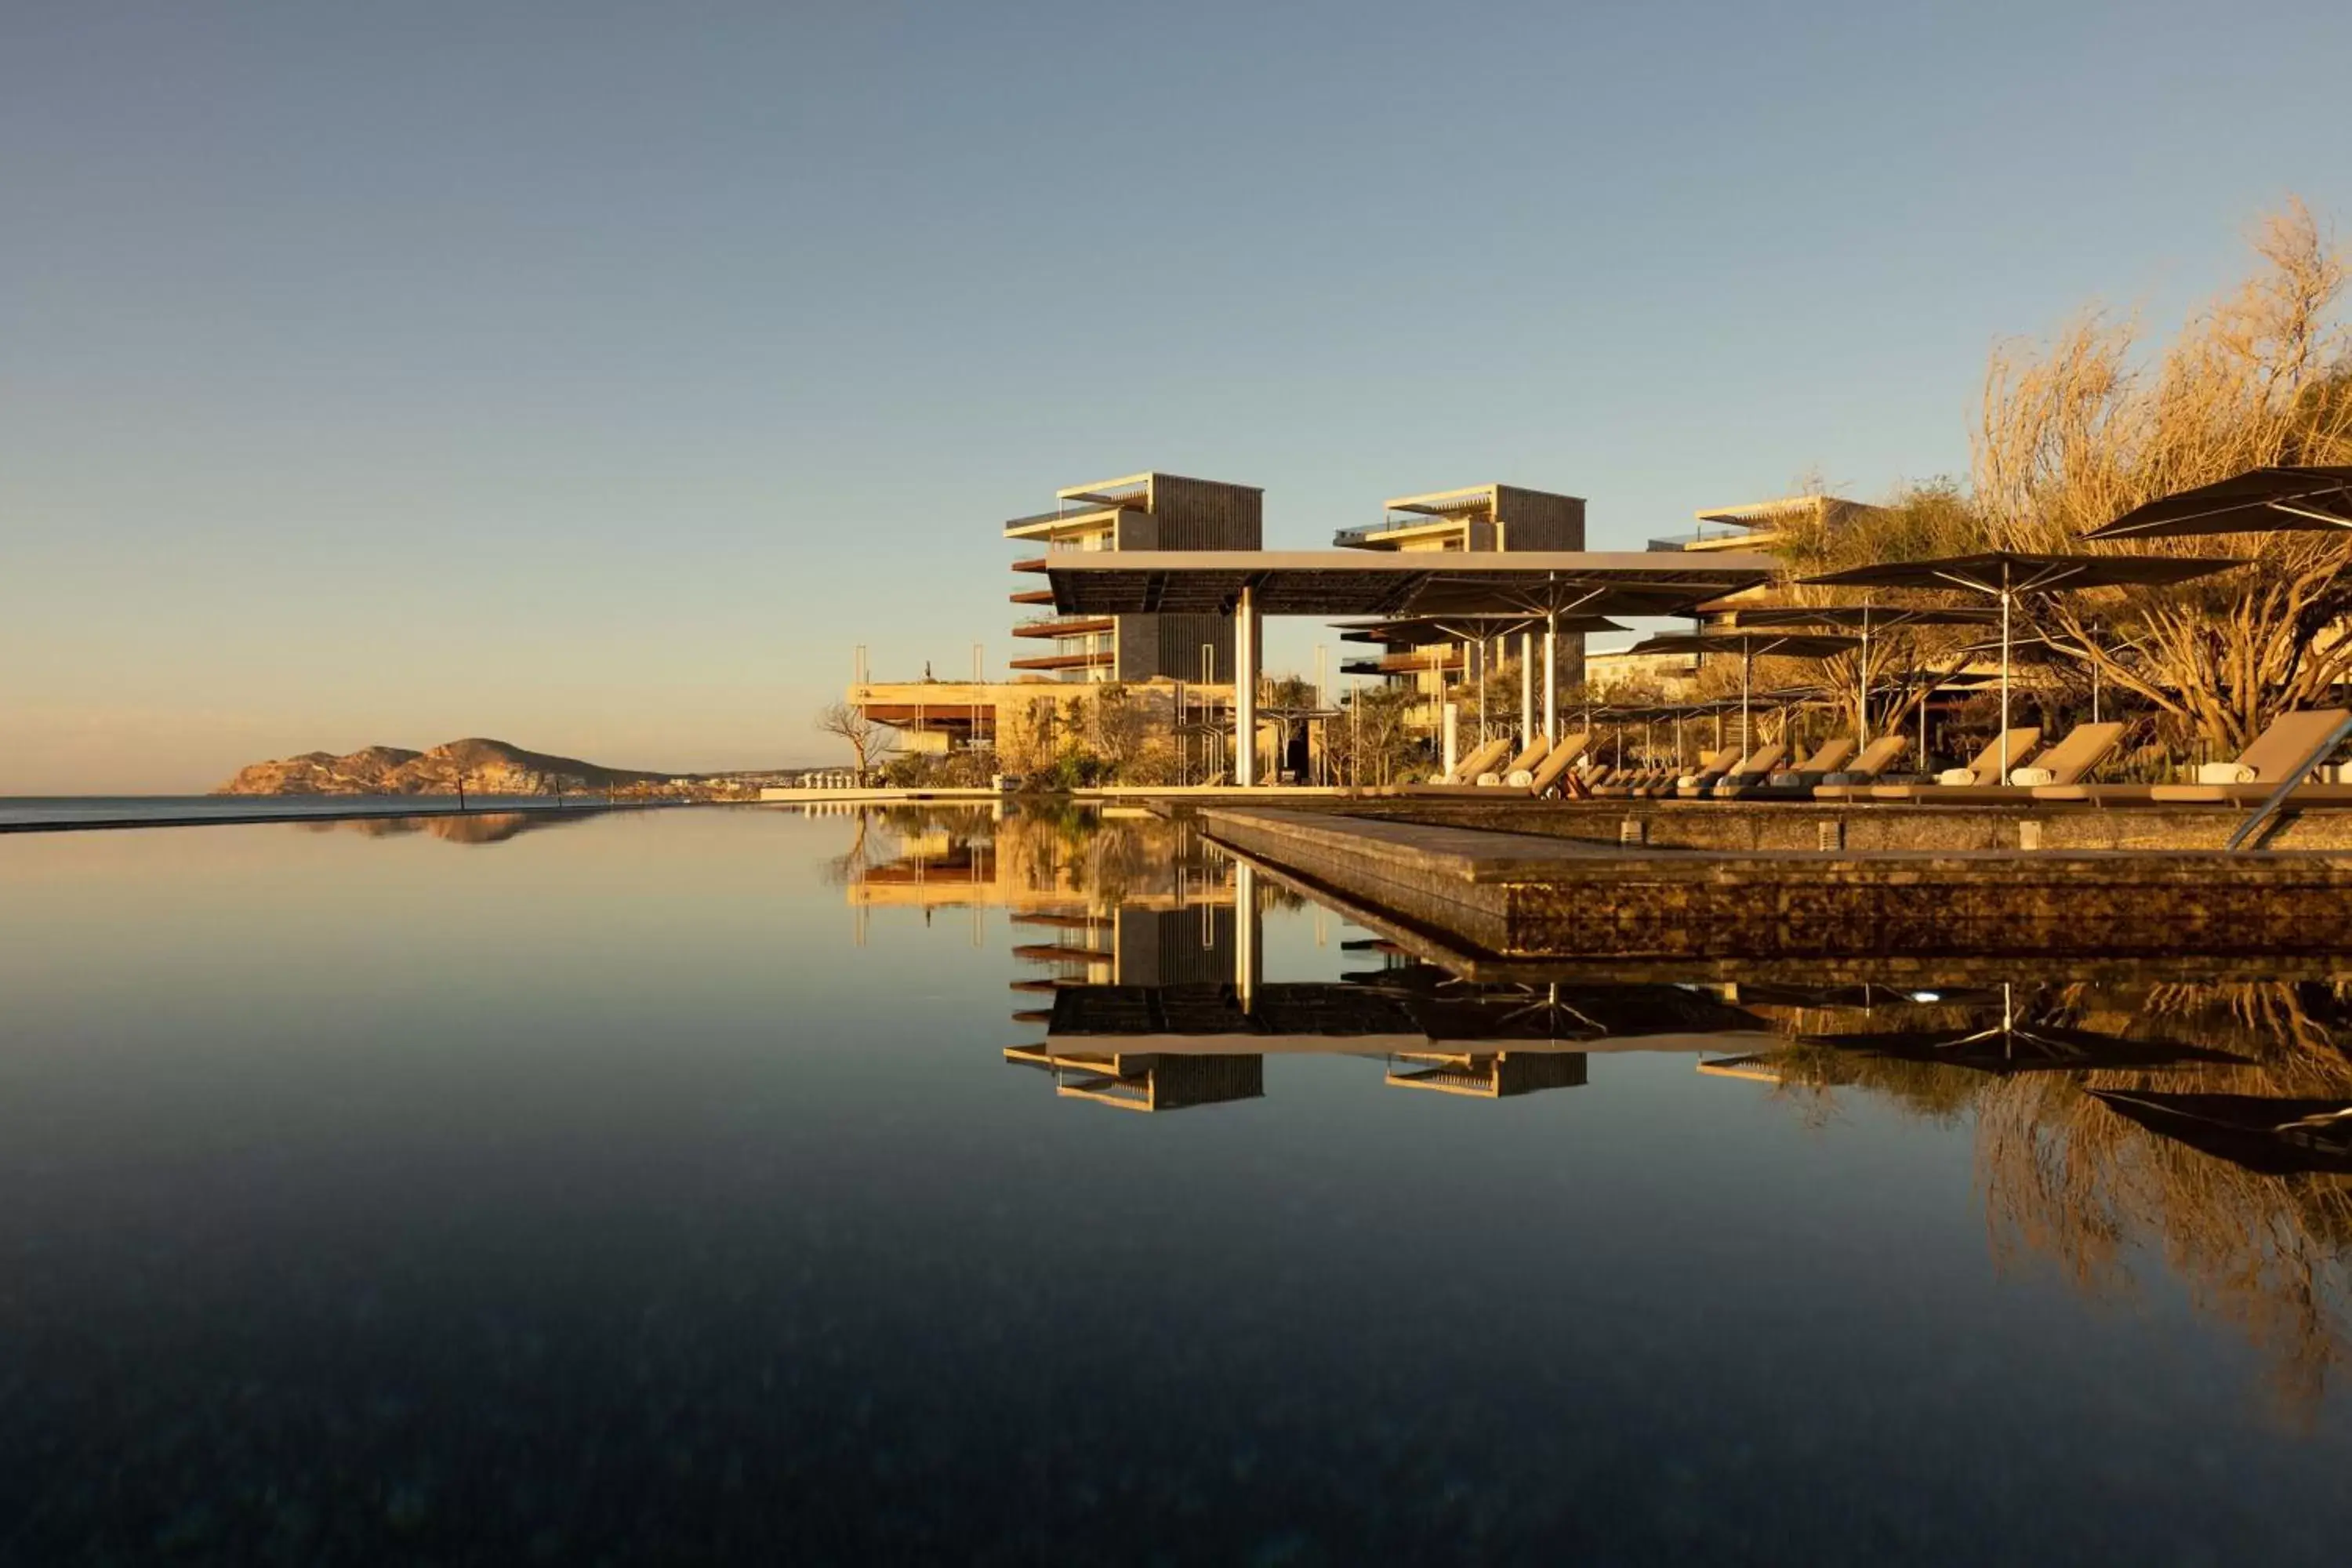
<box><xmin>5</xmin><ymin>1</ymin><xmax>2350</xmax><ymax>790</ymax></box>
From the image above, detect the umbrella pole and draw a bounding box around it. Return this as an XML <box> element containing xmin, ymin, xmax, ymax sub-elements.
<box><xmin>1919</xmin><ymin>680</ymin><xmax>1929</xmax><ymax>771</ymax></box>
<box><xmin>1519</xmin><ymin>631</ymin><xmax>1535</xmax><ymax>746</ymax></box>
<box><xmin>1475</xmin><ymin>638</ymin><xmax>1486</xmax><ymax>746</ymax></box>
<box><xmin>1740</xmin><ymin>648</ymin><xmax>1752</xmax><ymax>754</ymax></box>
<box><xmin>1543</xmin><ymin>613</ymin><xmax>1558</xmax><ymax>746</ymax></box>
<box><xmin>1859</xmin><ymin>608</ymin><xmax>1871</xmax><ymax>747</ymax></box>
<box><xmin>2092</xmin><ymin>659</ymin><xmax>2100</xmax><ymax>725</ymax></box>
<box><xmin>1999</xmin><ymin>586</ymin><xmax>2013</xmax><ymax>782</ymax></box>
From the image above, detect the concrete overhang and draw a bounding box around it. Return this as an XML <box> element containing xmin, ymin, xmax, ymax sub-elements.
<box><xmin>1044</xmin><ymin>550</ymin><xmax>1780</xmax><ymax>618</ymax></box>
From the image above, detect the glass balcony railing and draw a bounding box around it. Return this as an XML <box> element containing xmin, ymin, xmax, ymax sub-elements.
<box><xmin>1647</xmin><ymin>523</ymin><xmax>1767</xmax><ymax>552</ymax></box>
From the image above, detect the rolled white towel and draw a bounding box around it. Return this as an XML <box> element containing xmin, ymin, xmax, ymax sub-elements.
<box><xmin>1766</xmin><ymin>771</ymin><xmax>1801</xmax><ymax>787</ymax></box>
<box><xmin>2008</xmin><ymin>766</ymin><xmax>2056</xmax><ymax>787</ymax></box>
<box><xmin>1505</xmin><ymin>768</ymin><xmax>1534</xmax><ymax>788</ymax></box>
<box><xmin>1936</xmin><ymin>768</ymin><xmax>1980</xmax><ymax>786</ymax></box>
<box><xmin>2197</xmin><ymin>761</ymin><xmax>2257</xmax><ymax>784</ymax></box>
<box><xmin>1475</xmin><ymin>771</ymin><xmax>1503</xmax><ymax>786</ymax></box>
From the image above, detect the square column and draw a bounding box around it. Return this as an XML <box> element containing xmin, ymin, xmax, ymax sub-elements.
<box><xmin>1234</xmin><ymin>585</ymin><xmax>1260</xmax><ymax>787</ymax></box>
<box><xmin>1520</xmin><ymin>631</ymin><xmax>1534</xmax><ymax>742</ymax></box>
<box><xmin>1543</xmin><ymin>617</ymin><xmax>1558</xmax><ymax>744</ymax></box>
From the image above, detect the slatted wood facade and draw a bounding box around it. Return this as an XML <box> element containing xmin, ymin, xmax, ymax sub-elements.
<box><xmin>1490</xmin><ymin>485</ymin><xmax>1585</xmax><ymax>553</ymax></box>
<box><xmin>1130</xmin><ymin>473</ymin><xmax>1264</xmax><ymax>681</ymax></box>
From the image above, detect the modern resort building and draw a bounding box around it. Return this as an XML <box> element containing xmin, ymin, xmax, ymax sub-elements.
<box><xmin>1334</xmin><ymin>483</ymin><xmax>1591</xmax><ymax>713</ymax></box>
<box><xmin>1004</xmin><ymin>471</ymin><xmax>1264</xmax><ymax>684</ymax></box>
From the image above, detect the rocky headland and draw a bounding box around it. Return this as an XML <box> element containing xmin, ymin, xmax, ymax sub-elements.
<box><xmin>214</xmin><ymin>738</ymin><xmax>670</xmax><ymax>797</ymax></box>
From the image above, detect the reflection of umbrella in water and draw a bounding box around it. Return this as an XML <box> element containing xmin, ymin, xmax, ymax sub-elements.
<box><xmin>2086</xmin><ymin>1090</ymin><xmax>2352</xmax><ymax>1175</ymax></box>
<box><xmin>1730</xmin><ymin>981</ymin><xmax>2005</xmax><ymax>1012</ymax></box>
<box><xmin>1800</xmin><ymin>552</ymin><xmax>2242</xmax><ymax>782</ymax></box>
<box><xmin>1345</xmin><ymin>965</ymin><xmax>1772</xmax><ymax>1047</ymax></box>
<box><xmin>2083</xmin><ymin>465</ymin><xmax>2352</xmax><ymax>540</ymax></box>
<box><xmin>1802</xmin><ymin>983</ymin><xmax>2247</xmax><ymax>1075</ymax></box>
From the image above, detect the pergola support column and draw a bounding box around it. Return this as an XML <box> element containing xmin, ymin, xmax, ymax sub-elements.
<box><xmin>1543</xmin><ymin>614</ymin><xmax>1559</xmax><ymax>744</ymax></box>
<box><xmin>1234</xmin><ymin>585</ymin><xmax>1260</xmax><ymax>788</ymax></box>
<box><xmin>1520</xmin><ymin>631</ymin><xmax>1535</xmax><ymax>743</ymax></box>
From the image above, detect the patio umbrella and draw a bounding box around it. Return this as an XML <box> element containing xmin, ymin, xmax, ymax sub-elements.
<box><xmin>1624</xmin><ymin>629</ymin><xmax>1861</xmax><ymax>750</ymax></box>
<box><xmin>1704</xmin><ymin>603</ymin><xmax>1999</xmax><ymax>743</ymax></box>
<box><xmin>1406</xmin><ymin>574</ymin><xmax>1770</xmax><ymax>744</ymax></box>
<box><xmin>2083</xmin><ymin>464</ymin><xmax>2352</xmax><ymax>540</ymax></box>
<box><xmin>1800</xmin><ymin>552</ymin><xmax>2241</xmax><ymax>782</ymax></box>
<box><xmin>1955</xmin><ymin>630</ymin><xmax>2130</xmax><ymax>723</ymax></box>
<box><xmin>1337</xmin><ymin>612</ymin><xmax>1632</xmax><ymax>748</ymax></box>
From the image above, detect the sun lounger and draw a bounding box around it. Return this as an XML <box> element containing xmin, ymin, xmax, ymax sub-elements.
<box><xmin>1501</xmin><ymin>734</ymin><xmax>1550</xmax><ymax>779</ymax></box>
<box><xmin>1669</xmin><ymin>746</ymin><xmax>1746</xmax><ymax>798</ymax></box>
<box><xmin>2034</xmin><ymin>709</ymin><xmax>2352</xmax><ymax>804</ymax></box>
<box><xmin>1718</xmin><ymin>737</ymin><xmax>1857</xmax><ymax>799</ymax></box>
<box><xmin>1399</xmin><ymin>731</ymin><xmax>1581</xmax><ymax>797</ymax></box>
<box><xmin>1524</xmin><ymin>731</ymin><xmax>1593</xmax><ymax>797</ymax></box>
<box><xmin>1440</xmin><ymin>735</ymin><xmax>1514</xmax><ymax>786</ymax></box>
<box><xmin>1809</xmin><ymin>736</ymin><xmax>1913</xmax><ymax>800</ymax></box>
<box><xmin>1594</xmin><ymin>766</ymin><xmax>1675</xmax><ymax>798</ymax></box>
<box><xmin>2146</xmin><ymin>708</ymin><xmax>2352</xmax><ymax>804</ymax></box>
<box><xmin>1704</xmin><ymin>742</ymin><xmax>1791</xmax><ymax>797</ymax></box>
<box><xmin>1858</xmin><ymin>722</ymin><xmax>2127</xmax><ymax>803</ymax></box>
<box><xmin>1867</xmin><ymin>728</ymin><xmax>2041</xmax><ymax>799</ymax></box>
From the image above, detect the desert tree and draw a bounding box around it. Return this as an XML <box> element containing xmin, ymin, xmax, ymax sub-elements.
<box><xmin>815</xmin><ymin>700</ymin><xmax>900</xmax><ymax>782</ymax></box>
<box><xmin>1979</xmin><ymin>199</ymin><xmax>2352</xmax><ymax>752</ymax></box>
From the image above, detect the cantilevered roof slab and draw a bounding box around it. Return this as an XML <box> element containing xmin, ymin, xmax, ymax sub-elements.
<box><xmin>1044</xmin><ymin>550</ymin><xmax>1778</xmax><ymax>618</ymax></box>
<box><xmin>1338</xmin><ymin>612</ymin><xmax>1629</xmax><ymax>647</ymax></box>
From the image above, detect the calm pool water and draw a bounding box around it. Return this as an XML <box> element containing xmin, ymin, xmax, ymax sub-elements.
<box><xmin>3</xmin><ymin>804</ymin><xmax>2349</xmax><ymax>1563</ymax></box>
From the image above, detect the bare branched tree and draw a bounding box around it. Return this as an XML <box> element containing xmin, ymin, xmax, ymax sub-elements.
<box><xmin>1979</xmin><ymin>199</ymin><xmax>2352</xmax><ymax>751</ymax></box>
<box><xmin>815</xmin><ymin>701</ymin><xmax>900</xmax><ymax>782</ymax></box>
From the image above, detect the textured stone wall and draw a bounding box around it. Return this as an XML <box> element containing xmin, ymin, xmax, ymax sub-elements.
<box><xmin>1201</xmin><ymin>806</ymin><xmax>2352</xmax><ymax>962</ymax></box>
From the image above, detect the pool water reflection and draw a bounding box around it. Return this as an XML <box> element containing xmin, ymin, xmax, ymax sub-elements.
<box><xmin>2</xmin><ymin>804</ymin><xmax>2349</xmax><ymax>1562</ymax></box>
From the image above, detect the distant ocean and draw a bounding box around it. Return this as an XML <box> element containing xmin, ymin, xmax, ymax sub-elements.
<box><xmin>0</xmin><ymin>795</ymin><xmax>604</xmax><ymax>831</ymax></box>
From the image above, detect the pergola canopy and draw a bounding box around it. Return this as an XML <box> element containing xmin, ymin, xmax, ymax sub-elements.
<box><xmin>1338</xmin><ymin>612</ymin><xmax>1628</xmax><ymax>647</ymax></box>
<box><xmin>1046</xmin><ymin>550</ymin><xmax>1777</xmax><ymax>618</ymax></box>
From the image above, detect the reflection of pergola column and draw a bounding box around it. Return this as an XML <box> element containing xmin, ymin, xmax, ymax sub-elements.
<box><xmin>1234</xmin><ymin>584</ymin><xmax>1260</xmax><ymax>787</ymax></box>
<box><xmin>1234</xmin><ymin>860</ymin><xmax>1261</xmax><ymax>1012</ymax></box>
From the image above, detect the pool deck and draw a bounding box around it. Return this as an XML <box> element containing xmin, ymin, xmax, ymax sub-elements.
<box><xmin>1200</xmin><ymin>804</ymin><xmax>2352</xmax><ymax>961</ymax></box>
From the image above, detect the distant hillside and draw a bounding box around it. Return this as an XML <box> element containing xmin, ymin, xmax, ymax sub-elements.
<box><xmin>214</xmin><ymin>738</ymin><xmax>673</xmax><ymax>797</ymax></box>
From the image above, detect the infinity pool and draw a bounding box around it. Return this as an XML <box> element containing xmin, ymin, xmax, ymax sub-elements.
<box><xmin>3</xmin><ymin>804</ymin><xmax>2347</xmax><ymax>1563</ymax></box>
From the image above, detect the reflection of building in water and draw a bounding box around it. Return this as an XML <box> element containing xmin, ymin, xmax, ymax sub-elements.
<box><xmin>837</xmin><ymin>806</ymin><xmax>1261</xmax><ymax>1109</ymax></box>
<box><xmin>1004</xmin><ymin>1044</ymin><xmax>1265</xmax><ymax>1112</ymax></box>
<box><xmin>1022</xmin><ymin>967</ymin><xmax>1769</xmax><ymax>1111</ymax></box>
<box><xmin>1386</xmin><ymin>1051</ymin><xmax>1588</xmax><ymax>1099</ymax></box>
<box><xmin>844</xmin><ymin>807</ymin><xmax>1236</xmax><ymax>915</ymax></box>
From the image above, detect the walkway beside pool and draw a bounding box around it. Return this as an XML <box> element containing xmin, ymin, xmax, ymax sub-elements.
<box><xmin>1197</xmin><ymin>804</ymin><xmax>2352</xmax><ymax>961</ymax></box>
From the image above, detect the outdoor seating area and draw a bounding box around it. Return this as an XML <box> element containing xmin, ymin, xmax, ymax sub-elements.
<box><xmin>1268</xmin><ymin>466</ymin><xmax>2352</xmax><ymax>854</ymax></box>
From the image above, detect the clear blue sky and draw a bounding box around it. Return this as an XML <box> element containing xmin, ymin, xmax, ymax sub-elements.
<box><xmin>5</xmin><ymin>1</ymin><xmax>2349</xmax><ymax>789</ymax></box>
